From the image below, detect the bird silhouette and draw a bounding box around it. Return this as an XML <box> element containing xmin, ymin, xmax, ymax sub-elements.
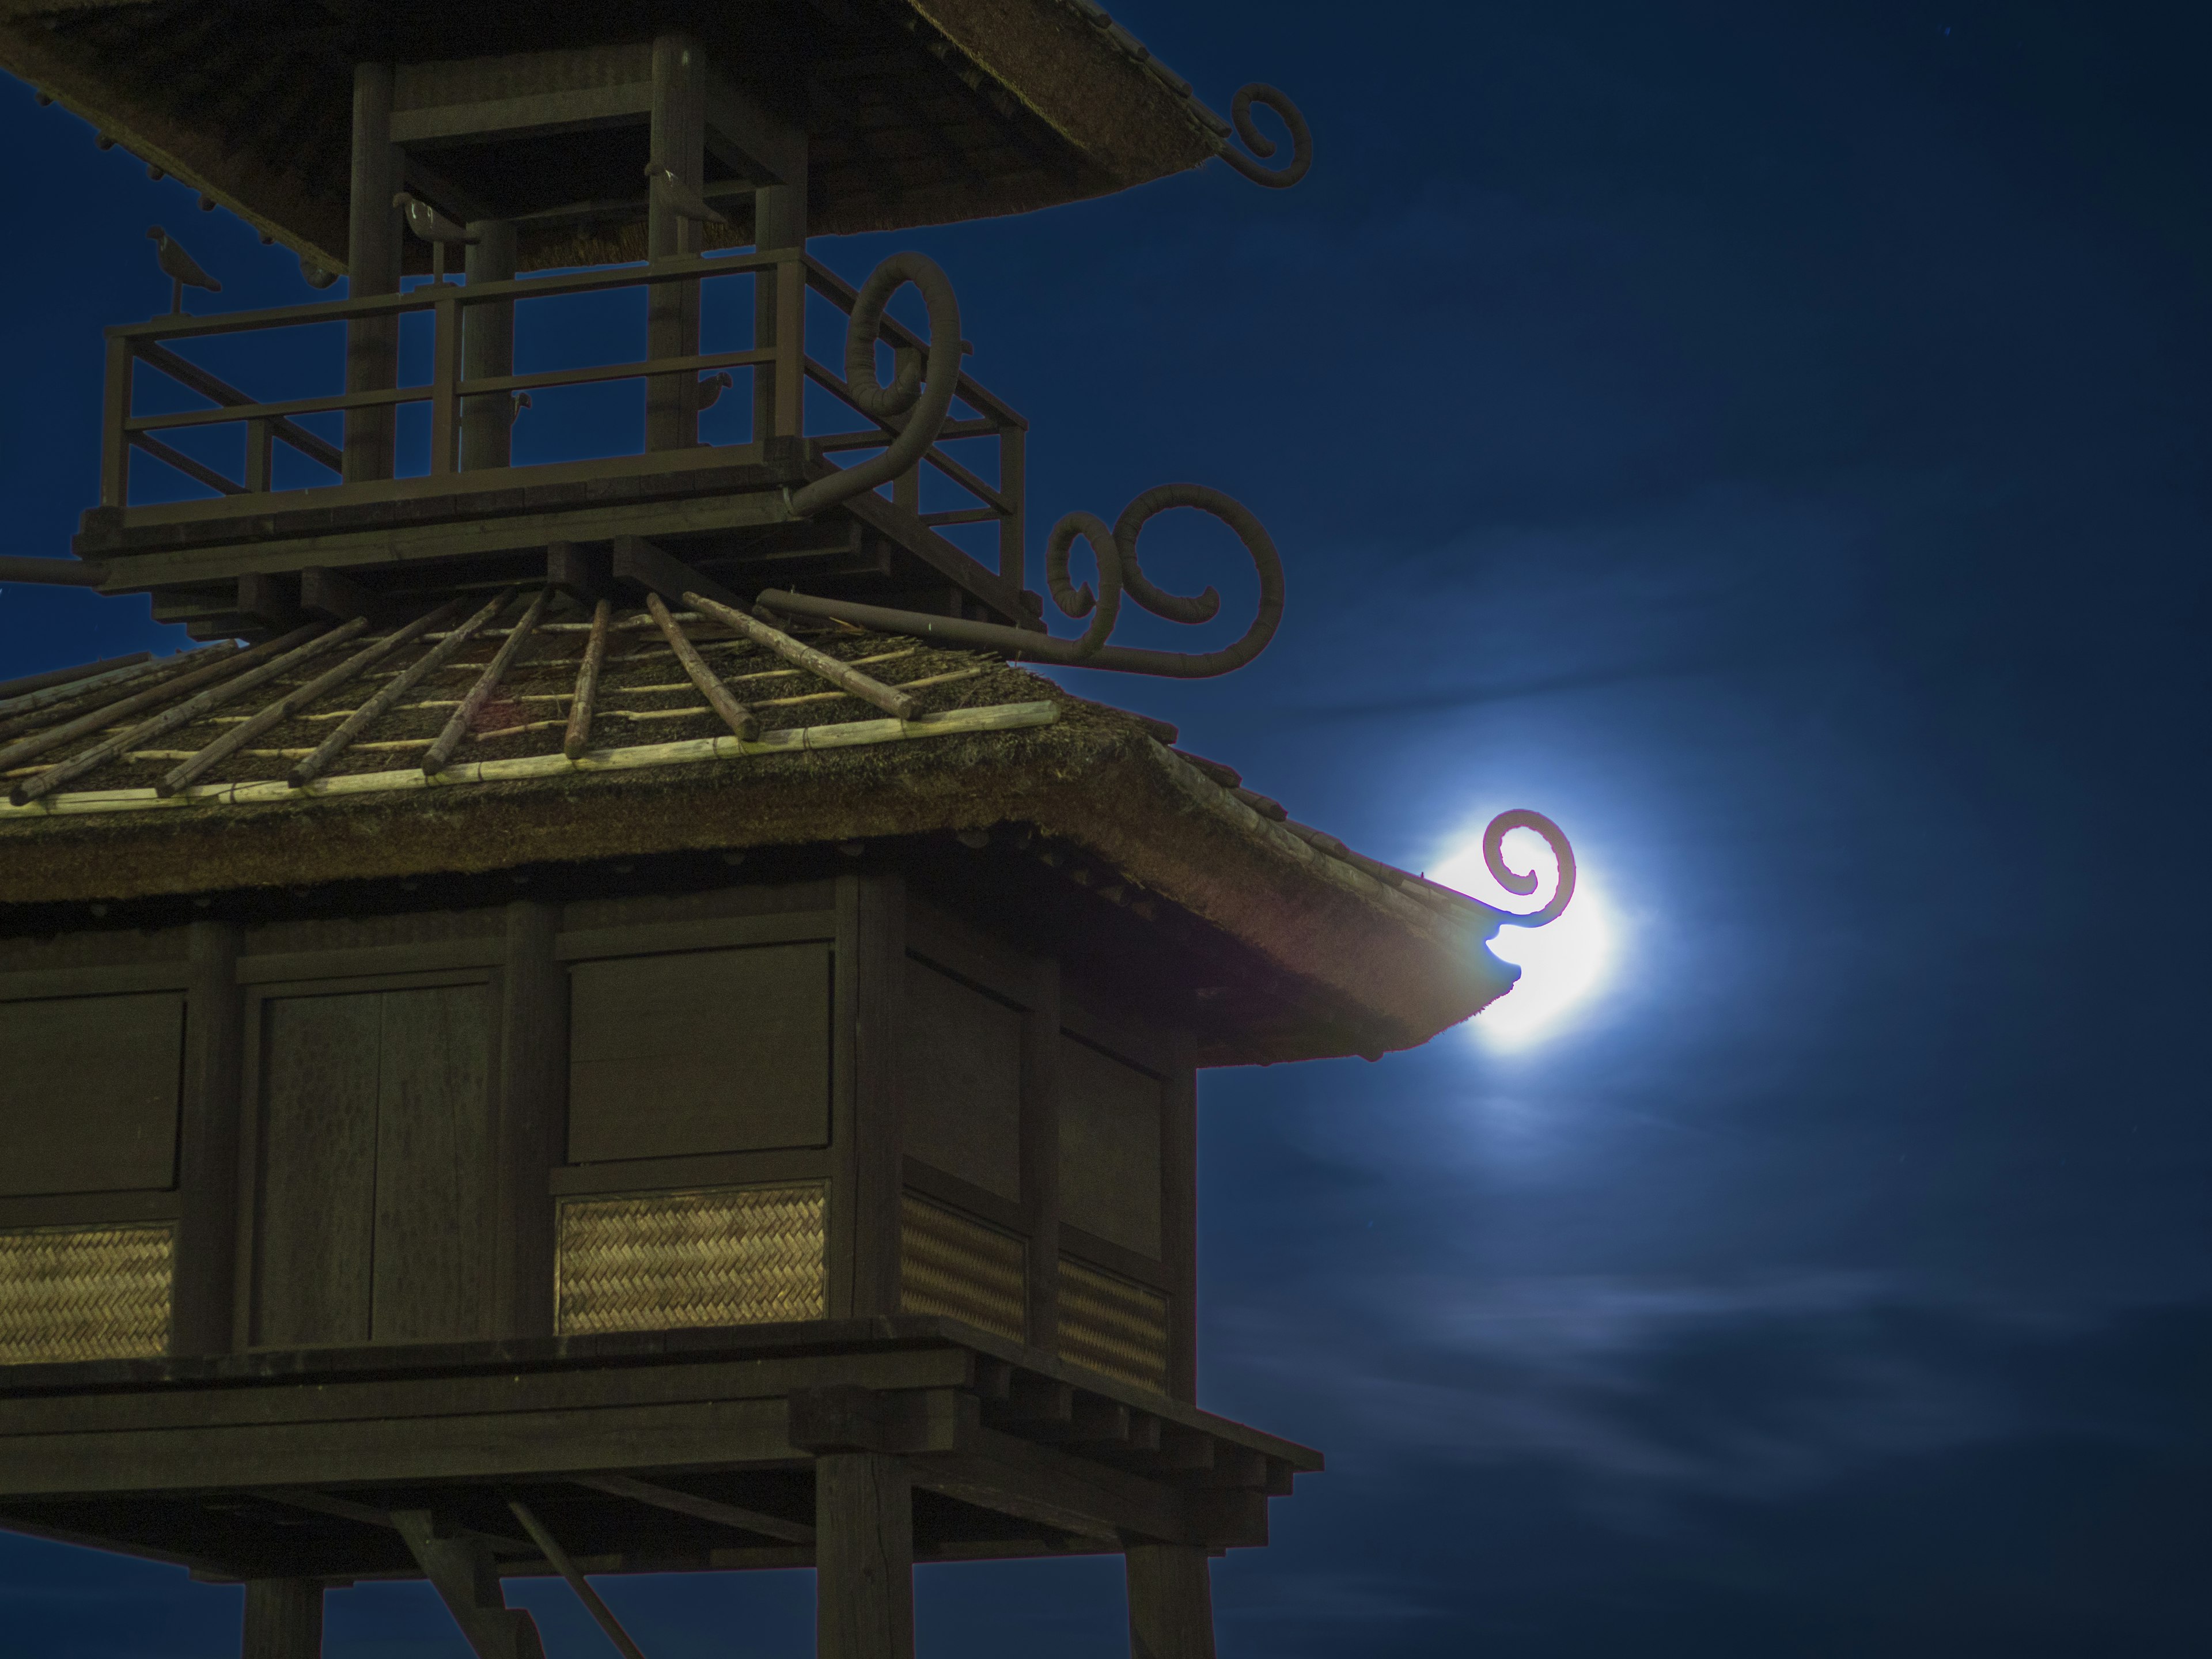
<box><xmin>147</xmin><ymin>225</ymin><xmax>220</xmax><ymax>315</ymax></box>
<box><xmin>392</xmin><ymin>192</ymin><xmax>480</xmax><ymax>285</ymax></box>
<box><xmin>643</xmin><ymin>161</ymin><xmax>730</xmax><ymax>246</ymax></box>
<box><xmin>696</xmin><ymin>370</ymin><xmax>734</xmax><ymax>411</ymax></box>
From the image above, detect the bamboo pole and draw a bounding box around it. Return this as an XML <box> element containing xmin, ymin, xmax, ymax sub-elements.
<box><xmin>646</xmin><ymin>592</ymin><xmax>757</xmax><ymax>740</ymax></box>
<box><xmin>0</xmin><ymin>644</ymin><xmax>243</xmax><ymax>764</ymax></box>
<box><xmin>505</xmin><ymin>1499</ymin><xmax>649</xmax><ymax>1659</ymax></box>
<box><xmin>9</xmin><ymin>623</ymin><xmax>354</xmax><ymax>806</ymax></box>
<box><xmin>683</xmin><ymin>590</ymin><xmax>918</xmax><ymax>721</ymax></box>
<box><xmin>157</xmin><ymin>599</ymin><xmax>467</xmax><ymax>797</ymax></box>
<box><xmin>563</xmin><ymin>598</ymin><xmax>612</xmax><ymax>760</ymax></box>
<box><xmin>289</xmin><ymin>589</ymin><xmax>515</xmax><ymax>785</ymax></box>
<box><xmin>421</xmin><ymin>589</ymin><xmax>551</xmax><ymax>774</ymax></box>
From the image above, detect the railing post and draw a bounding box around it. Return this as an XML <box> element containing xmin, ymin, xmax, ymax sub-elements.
<box><xmin>99</xmin><ymin>335</ymin><xmax>132</xmax><ymax>509</ymax></box>
<box><xmin>754</xmin><ymin>166</ymin><xmax>809</xmax><ymax>442</ymax></box>
<box><xmin>461</xmin><ymin>219</ymin><xmax>518</xmax><ymax>470</ymax></box>
<box><xmin>997</xmin><ymin>425</ymin><xmax>1025</xmax><ymax>584</ymax></box>
<box><xmin>774</xmin><ymin>254</ymin><xmax>806</xmax><ymax>444</ymax></box>
<box><xmin>891</xmin><ymin>346</ymin><xmax>922</xmax><ymax>515</ymax></box>
<box><xmin>429</xmin><ymin>289</ymin><xmax>462</xmax><ymax>476</ymax></box>
<box><xmin>646</xmin><ymin>32</ymin><xmax>705</xmax><ymax>452</ymax></box>
<box><xmin>243</xmin><ymin>418</ymin><xmax>274</xmax><ymax>493</ymax></box>
<box><xmin>344</xmin><ymin>61</ymin><xmax>400</xmax><ymax>484</ymax></box>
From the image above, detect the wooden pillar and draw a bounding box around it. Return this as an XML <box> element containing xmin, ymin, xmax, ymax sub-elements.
<box><xmin>240</xmin><ymin>1578</ymin><xmax>323</xmax><ymax>1658</ymax></box>
<box><xmin>1124</xmin><ymin>1544</ymin><xmax>1215</xmax><ymax>1659</ymax></box>
<box><xmin>460</xmin><ymin>219</ymin><xmax>518</xmax><ymax>471</ymax></box>
<box><xmin>1020</xmin><ymin>956</ymin><xmax>1062</xmax><ymax>1349</ymax></box>
<box><xmin>816</xmin><ymin>1452</ymin><xmax>914</xmax><ymax>1659</ymax></box>
<box><xmin>493</xmin><ymin>900</ymin><xmax>564</xmax><ymax>1338</ymax></box>
<box><xmin>344</xmin><ymin>62</ymin><xmax>400</xmax><ymax>484</ymax></box>
<box><xmin>172</xmin><ymin>919</ymin><xmax>243</xmax><ymax>1355</ymax></box>
<box><xmin>830</xmin><ymin>873</ymin><xmax>904</xmax><ymax>1317</ymax></box>
<box><xmin>752</xmin><ymin>164</ymin><xmax>808</xmax><ymax>441</ymax></box>
<box><xmin>647</xmin><ymin>32</ymin><xmax>706</xmax><ymax>452</ymax></box>
<box><xmin>1162</xmin><ymin>1034</ymin><xmax>1199</xmax><ymax>1402</ymax></box>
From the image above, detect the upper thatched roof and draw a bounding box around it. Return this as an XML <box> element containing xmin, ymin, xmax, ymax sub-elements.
<box><xmin>0</xmin><ymin>0</ymin><xmax>1236</xmax><ymax>273</ymax></box>
<box><xmin>0</xmin><ymin>606</ymin><xmax>1527</xmax><ymax>1065</ymax></box>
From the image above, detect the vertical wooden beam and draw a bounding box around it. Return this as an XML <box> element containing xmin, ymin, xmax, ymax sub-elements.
<box><xmin>815</xmin><ymin>1452</ymin><xmax>914</xmax><ymax>1659</ymax></box>
<box><xmin>1162</xmin><ymin>1032</ymin><xmax>1199</xmax><ymax>1403</ymax></box>
<box><xmin>1124</xmin><ymin>1544</ymin><xmax>1215</xmax><ymax>1659</ymax></box>
<box><xmin>243</xmin><ymin>418</ymin><xmax>274</xmax><ymax>493</ymax></box>
<box><xmin>890</xmin><ymin>346</ymin><xmax>922</xmax><ymax>515</ymax></box>
<box><xmin>427</xmin><ymin>287</ymin><xmax>463</xmax><ymax>476</ymax></box>
<box><xmin>240</xmin><ymin>1578</ymin><xmax>324</xmax><ymax>1659</ymax></box>
<box><xmin>100</xmin><ymin>335</ymin><xmax>132</xmax><ymax>508</ymax></box>
<box><xmin>830</xmin><ymin>873</ymin><xmax>904</xmax><ymax>1318</ymax></box>
<box><xmin>1020</xmin><ymin>956</ymin><xmax>1062</xmax><ymax>1350</ymax></box>
<box><xmin>172</xmin><ymin>919</ymin><xmax>244</xmax><ymax>1357</ymax></box>
<box><xmin>996</xmin><ymin>425</ymin><xmax>1026</xmax><ymax>585</ymax></box>
<box><xmin>494</xmin><ymin>900</ymin><xmax>564</xmax><ymax>1339</ymax></box>
<box><xmin>344</xmin><ymin>62</ymin><xmax>400</xmax><ymax>484</ymax></box>
<box><xmin>772</xmin><ymin>252</ymin><xmax>806</xmax><ymax>443</ymax></box>
<box><xmin>753</xmin><ymin>158</ymin><xmax>809</xmax><ymax>441</ymax></box>
<box><xmin>647</xmin><ymin>32</ymin><xmax>706</xmax><ymax>452</ymax></box>
<box><xmin>461</xmin><ymin>219</ymin><xmax>518</xmax><ymax>471</ymax></box>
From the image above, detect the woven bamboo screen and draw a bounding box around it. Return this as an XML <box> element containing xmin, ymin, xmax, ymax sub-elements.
<box><xmin>899</xmin><ymin>1194</ymin><xmax>1026</xmax><ymax>1343</ymax></box>
<box><xmin>0</xmin><ymin>1223</ymin><xmax>172</xmax><ymax>1365</ymax></box>
<box><xmin>555</xmin><ymin>1184</ymin><xmax>825</xmax><ymax>1335</ymax></box>
<box><xmin>1058</xmin><ymin>1256</ymin><xmax>1169</xmax><ymax>1393</ymax></box>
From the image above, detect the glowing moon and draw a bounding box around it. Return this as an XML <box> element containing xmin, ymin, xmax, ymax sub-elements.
<box><xmin>1429</xmin><ymin>823</ymin><xmax>1615</xmax><ymax>1050</ymax></box>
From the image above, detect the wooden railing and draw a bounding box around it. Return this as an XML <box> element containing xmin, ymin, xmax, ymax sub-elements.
<box><xmin>100</xmin><ymin>249</ymin><xmax>1028</xmax><ymax>577</ymax></box>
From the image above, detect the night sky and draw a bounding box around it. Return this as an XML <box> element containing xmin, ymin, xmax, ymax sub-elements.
<box><xmin>3</xmin><ymin>3</ymin><xmax>2209</xmax><ymax>1655</ymax></box>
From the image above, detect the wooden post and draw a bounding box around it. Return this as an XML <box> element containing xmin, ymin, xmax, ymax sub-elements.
<box><xmin>1124</xmin><ymin>1544</ymin><xmax>1215</xmax><ymax>1659</ymax></box>
<box><xmin>344</xmin><ymin>61</ymin><xmax>400</xmax><ymax>484</ymax></box>
<box><xmin>890</xmin><ymin>346</ymin><xmax>922</xmax><ymax>516</ymax></box>
<box><xmin>100</xmin><ymin>335</ymin><xmax>132</xmax><ymax>508</ymax></box>
<box><xmin>752</xmin><ymin>150</ymin><xmax>808</xmax><ymax>441</ymax></box>
<box><xmin>243</xmin><ymin>418</ymin><xmax>274</xmax><ymax>493</ymax></box>
<box><xmin>172</xmin><ymin>919</ymin><xmax>243</xmax><ymax>1356</ymax></box>
<box><xmin>494</xmin><ymin>900</ymin><xmax>563</xmax><ymax>1338</ymax></box>
<box><xmin>997</xmin><ymin>425</ymin><xmax>1026</xmax><ymax>584</ymax></box>
<box><xmin>815</xmin><ymin>1452</ymin><xmax>914</xmax><ymax>1659</ymax></box>
<box><xmin>1021</xmin><ymin>956</ymin><xmax>1062</xmax><ymax>1350</ymax></box>
<box><xmin>461</xmin><ymin>219</ymin><xmax>518</xmax><ymax>470</ymax></box>
<box><xmin>647</xmin><ymin>32</ymin><xmax>705</xmax><ymax>452</ymax></box>
<box><xmin>1162</xmin><ymin>1034</ymin><xmax>1199</xmax><ymax>1402</ymax></box>
<box><xmin>427</xmin><ymin>288</ymin><xmax>462</xmax><ymax>476</ymax></box>
<box><xmin>829</xmin><ymin>873</ymin><xmax>903</xmax><ymax>1318</ymax></box>
<box><xmin>240</xmin><ymin>1578</ymin><xmax>323</xmax><ymax>1658</ymax></box>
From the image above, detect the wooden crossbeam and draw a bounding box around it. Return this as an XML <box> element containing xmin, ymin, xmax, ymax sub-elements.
<box><xmin>569</xmin><ymin>1472</ymin><xmax>815</xmax><ymax>1545</ymax></box>
<box><xmin>505</xmin><ymin>1498</ymin><xmax>649</xmax><ymax>1659</ymax></box>
<box><xmin>681</xmin><ymin>590</ymin><xmax>916</xmax><ymax>720</ymax></box>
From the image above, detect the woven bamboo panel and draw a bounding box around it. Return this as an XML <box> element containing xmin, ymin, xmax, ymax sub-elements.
<box><xmin>0</xmin><ymin>1224</ymin><xmax>172</xmax><ymax>1366</ymax></box>
<box><xmin>1058</xmin><ymin>1256</ymin><xmax>1169</xmax><ymax>1393</ymax></box>
<box><xmin>900</xmin><ymin>1194</ymin><xmax>1026</xmax><ymax>1343</ymax></box>
<box><xmin>555</xmin><ymin>1184</ymin><xmax>825</xmax><ymax>1335</ymax></box>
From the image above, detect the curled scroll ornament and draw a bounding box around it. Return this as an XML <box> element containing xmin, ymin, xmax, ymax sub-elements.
<box><xmin>1219</xmin><ymin>84</ymin><xmax>1313</xmax><ymax>189</ymax></box>
<box><xmin>1482</xmin><ymin>808</ymin><xmax>1577</xmax><ymax>927</ymax></box>
<box><xmin>788</xmin><ymin>252</ymin><xmax>964</xmax><ymax>518</ymax></box>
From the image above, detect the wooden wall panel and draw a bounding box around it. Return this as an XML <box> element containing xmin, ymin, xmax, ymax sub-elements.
<box><xmin>1057</xmin><ymin>1037</ymin><xmax>1162</xmax><ymax>1259</ymax></box>
<box><xmin>901</xmin><ymin>959</ymin><xmax>1021</xmax><ymax>1203</ymax></box>
<box><xmin>567</xmin><ymin>944</ymin><xmax>831</xmax><ymax>1164</ymax></box>
<box><xmin>0</xmin><ymin>992</ymin><xmax>185</xmax><ymax>1198</ymax></box>
<box><xmin>255</xmin><ymin>994</ymin><xmax>380</xmax><ymax>1347</ymax></box>
<box><xmin>370</xmin><ymin>984</ymin><xmax>494</xmax><ymax>1343</ymax></box>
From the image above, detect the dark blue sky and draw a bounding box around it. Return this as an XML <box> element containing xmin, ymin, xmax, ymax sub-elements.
<box><xmin>3</xmin><ymin>3</ymin><xmax>2209</xmax><ymax>1654</ymax></box>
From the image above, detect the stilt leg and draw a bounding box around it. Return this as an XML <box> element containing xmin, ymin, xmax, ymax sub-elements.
<box><xmin>1126</xmin><ymin>1543</ymin><xmax>1216</xmax><ymax>1659</ymax></box>
<box><xmin>816</xmin><ymin>1451</ymin><xmax>914</xmax><ymax>1659</ymax></box>
<box><xmin>240</xmin><ymin>1578</ymin><xmax>323</xmax><ymax>1658</ymax></box>
<box><xmin>392</xmin><ymin>1510</ymin><xmax>546</xmax><ymax>1659</ymax></box>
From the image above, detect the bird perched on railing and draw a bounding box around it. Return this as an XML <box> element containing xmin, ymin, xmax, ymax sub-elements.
<box><xmin>696</xmin><ymin>370</ymin><xmax>733</xmax><ymax>412</ymax></box>
<box><xmin>146</xmin><ymin>225</ymin><xmax>219</xmax><ymax>315</ymax></box>
<box><xmin>392</xmin><ymin>191</ymin><xmax>479</xmax><ymax>285</ymax></box>
<box><xmin>643</xmin><ymin>160</ymin><xmax>730</xmax><ymax>243</ymax></box>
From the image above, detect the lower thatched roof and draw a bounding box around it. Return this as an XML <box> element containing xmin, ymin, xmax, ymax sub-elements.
<box><xmin>0</xmin><ymin>605</ymin><xmax>1524</xmax><ymax>1064</ymax></box>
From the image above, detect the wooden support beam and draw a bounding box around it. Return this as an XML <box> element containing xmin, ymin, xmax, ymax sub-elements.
<box><xmin>646</xmin><ymin>32</ymin><xmax>705</xmax><ymax>452</ymax></box>
<box><xmin>681</xmin><ymin>590</ymin><xmax>917</xmax><ymax>719</ymax></box>
<box><xmin>645</xmin><ymin>592</ymin><xmax>757</xmax><ymax>740</ymax></box>
<box><xmin>546</xmin><ymin>540</ymin><xmax>611</xmax><ymax>604</ymax></box>
<box><xmin>830</xmin><ymin>873</ymin><xmax>906</xmax><ymax>1319</ymax></box>
<box><xmin>570</xmin><ymin>1473</ymin><xmax>815</xmax><ymax>1545</ymax></box>
<box><xmin>288</xmin><ymin>588</ymin><xmax>512</xmax><ymax>785</ymax></box>
<box><xmin>1022</xmin><ymin>957</ymin><xmax>1062</xmax><ymax>1350</ymax></box>
<box><xmin>561</xmin><ymin>598</ymin><xmax>612</xmax><ymax>759</ymax></box>
<box><xmin>237</xmin><ymin>571</ymin><xmax>302</xmax><ymax>632</ymax></box>
<box><xmin>300</xmin><ymin>566</ymin><xmax>377</xmax><ymax>622</ymax></box>
<box><xmin>344</xmin><ymin>62</ymin><xmax>400</xmax><ymax>484</ymax></box>
<box><xmin>240</xmin><ymin>1577</ymin><xmax>323</xmax><ymax>1659</ymax></box>
<box><xmin>461</xmin><ymin>220</ymin><xmax>519</xmax><ymax>471</ymax></box>
<box><xmin>172</xmin><ymin>920</ymin><xmax>244</xmax><ymax>1356</ymax></box>
<box><xmin>505</xmin><ymin>1498</ymin><xmax>647</xmax><ymax>1659</ymax></box>
<box><xmin>1124</xmin><ymin>1544</ymin><xmax>1216</xmax><ymax>1659</ymax></box>
<box><xmin>611</xmin><ymin>533</ymin><xmax>746</xmax><ymax>612</ymax></box>
<box><xmin>392</xmin><ymin>1511</ymin><xmax>547</xmax><ymax>1659</ymax></box>
<box><xmin>815</xmin><ymin>1452</ymin><xmax>913</xmax><ymax>1659</ymax></box>
<box><xmin>495</xmin><ymin>900</ymin><xmax>565</xmax><ymax>1339</ymax></box>
<box><xmin>421</xmin><ymin>589</ymin><xmax>550</xmax><ymax>773</ymax></box>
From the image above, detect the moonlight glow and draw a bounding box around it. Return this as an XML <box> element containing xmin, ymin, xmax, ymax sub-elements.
<box><xmin>1430</xmin><ymin>824</ymin><xmax>1615</xmax><ymax>1049</ymax></box>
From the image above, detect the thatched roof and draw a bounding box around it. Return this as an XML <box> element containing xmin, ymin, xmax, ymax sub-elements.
<box><xmin>0</xmin><ymin>0</ymin><xmax>1236</xmax><ymax>274</ymax></box>
<box><xmin>0</xmin><ymin>607</ymin><xmax>1525</xmax><ymax>1065</ymax></box>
